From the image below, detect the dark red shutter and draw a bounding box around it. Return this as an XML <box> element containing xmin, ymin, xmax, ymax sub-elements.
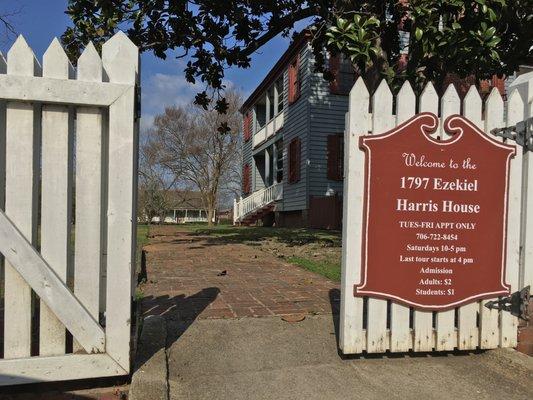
<box><xmin>288</xmin><ymin>141</ymin><xmax>294</xmax><ymax>183</ymax></box>
<box><xmin>289</xmin><ymin>55</ymin><xmax>301</xmax><ymax>104</ymax></box>
<box><xmin>327</xmin><ymin>134</ymin><xmax>343</xmax><ymax>181</ymax></box>
<box><xmin>295</xmin><ymin>138</ymin><xmax>301</xmax><ymax>182</ymax></box>
<box><xmin>243</xmin><ymin>112</ymin><xmax>251</xmax><ymax>142</ymax></box>
<box><xmin>329</xmin><ymin>54</ymin><xmax>340</xmax><ymax>94</ymax></box>
<box><xmin>288</xmin><ymin>138</ymin><xmax>301</xmax><ymax>184</ymax></box>
<box><xmin>327</xmin><ymin>135</ymin><xmax>339</xmax><ymax>180</ymax></box>
<box><xmin>242</xmin><ymin>164</ymin><xmax>251</xmax><ymax>194</ymax></box>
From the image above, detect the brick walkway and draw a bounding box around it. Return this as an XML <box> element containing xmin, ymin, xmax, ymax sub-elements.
<box><xmin>140</xmin><ymin>226</ymin><xmax>340</xmax><ymax>321</ymax></box>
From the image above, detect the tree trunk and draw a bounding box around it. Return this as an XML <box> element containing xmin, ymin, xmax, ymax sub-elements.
<box><xmin>207</xmin><ymin>207</ymin><xmax>215</xmax><ymax>227</ymax></box>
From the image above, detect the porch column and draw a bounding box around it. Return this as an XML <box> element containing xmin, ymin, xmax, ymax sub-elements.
<box><xmin>274</xmin><ymin>83</ymin><xmax>279</xmax><ymax>116</ymax></box>
<box><xmin>272</xmin><ymin>144</ymin><xmax>278</xmax><ymax>184</ymax></box>
<box><xmin>264</xmin><ymin>148</ymin><xmax>271</xmax><ymax>187</ymax></box>
<box><xmin>265</xmin><ymin>92</ymin><xmax>270</xmax><ymax>122</ymax></box>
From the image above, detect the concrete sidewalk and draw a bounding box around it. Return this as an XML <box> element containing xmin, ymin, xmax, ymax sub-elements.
<box><xmin>131</xmin><ymin>314</ymin><xmax>533</xmax><ymax>400</ymax></box>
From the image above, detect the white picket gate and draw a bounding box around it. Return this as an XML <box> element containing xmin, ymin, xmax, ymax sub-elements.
<box><xmin>340</xmin><ymin>74</ymin><xmax>533</xmax><ymax>354</ymax></box>
<box><xmin>0</xmin><ymin>32</ymin><xmax>139</xmax><ymax>384</ymax></box>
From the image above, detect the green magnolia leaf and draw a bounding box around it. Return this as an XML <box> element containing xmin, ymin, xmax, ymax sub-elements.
<box><xmin>485</xmin><ymin>26</ymin><xmax>496</xmax><ymax>38</ymax></box>
<box><xmin>337</xmin><ymin>17</ymin><xmax>347</xmax><ymax>29</ymax></box>
<box><xmin>488</xmin><ymin>36</ymin><xmax>501</xmax><ymax>47</ymax></box>
<box><xmin>415</xmin><ymin>27</ymin><xmax>423</xmax><ymax>40</ymax></box>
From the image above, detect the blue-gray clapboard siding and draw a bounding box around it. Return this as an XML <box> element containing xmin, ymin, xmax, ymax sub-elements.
<box><xmin>280</xmin><ymin>44</ymin><xmax>311</xmax><ymax>212</ymax></box>
<box><xmin>308</xmin><ymin>51</ymin><xmax>348</xmax><ymax>198</ymax></box>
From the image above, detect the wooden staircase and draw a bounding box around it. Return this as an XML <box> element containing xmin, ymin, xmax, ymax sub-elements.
<box><xmin>240</xmin><ymin>203</ymin><xmax>275</xmax><ymax>225</ymax></box>
<box><xmin>233</xmin><ymin>183</ymin><xmax>283</xmax><ymax>225</ymax></box>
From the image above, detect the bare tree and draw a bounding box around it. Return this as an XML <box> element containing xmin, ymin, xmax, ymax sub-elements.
<box><xmin>153</xmin><ymin>89</ymin><xmax>242</xmax><ymax>226</ymax></box>
<box><xmin>0</xmin><ymin>5</ymin><xmax>21</xmax><ymax>45</ymax></box>
<box><xmin>138</xmin><ymin>130</ymin><xmax>176</xmax><ymax>224</ymax></box>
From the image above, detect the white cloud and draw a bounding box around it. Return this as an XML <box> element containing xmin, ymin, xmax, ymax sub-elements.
<box><xmin>143</xmin><ymin>72</ymin><xmax>199</xmax><ymax>113</ymax></box>
<box><xmin>139</xmin><ymin>114</ymin><xmax>154</xmax><ymax>134</ymax></box>
<box><xmin>139</xmin><ymin>72</ymin><xmax>198</xmax><ymax>133</ymax></box>
<box><xmin>140</xmin><ymin>72</ymin><xmax>236</xmax><ymax>133</ymax></box>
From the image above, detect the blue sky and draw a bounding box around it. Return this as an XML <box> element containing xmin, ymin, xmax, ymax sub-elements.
<box><xmin>0</xmin><ymin>1</ymin><xmax>304</xmax><ymax>132</ymax></box>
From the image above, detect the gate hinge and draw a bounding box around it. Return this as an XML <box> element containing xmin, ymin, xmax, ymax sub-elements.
<box><xmin>485</xmin><ymin>286</ymin><xmax>530</xmax><ymax>321</ymax></box>
<box><xmin>491</xmin><ymin>117</ymin><xmax>533</xmax><ymax>151</ymax></box>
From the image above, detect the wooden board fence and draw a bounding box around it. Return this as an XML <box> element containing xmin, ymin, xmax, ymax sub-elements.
<box><xmin>340</xmin><ymin>75</ymin><xmax>533</xmax><ymax>354</ymax></box>
<box><xmin>0</xmin><ymin>32</ymin><xmax>139</xmax><ymax>385</ymax></box>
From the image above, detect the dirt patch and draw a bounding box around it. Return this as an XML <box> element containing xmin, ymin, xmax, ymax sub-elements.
<box><xmin>257</xmin><ymin>238</ymin><xmax>341</xmax><ymax>267</ymax></box>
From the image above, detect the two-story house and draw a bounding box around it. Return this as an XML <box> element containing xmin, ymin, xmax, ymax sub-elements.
<box><xmin>234</xmin><ymin>33</ymin><xmax>349</xmax><ymax>229</ymax></box>
<box><xmin>233</xmin><ymin>32</ymin><xmax>507</xmax><ymax>230</ymax></box>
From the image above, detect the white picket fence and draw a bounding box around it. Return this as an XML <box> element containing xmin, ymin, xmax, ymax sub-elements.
<box><xmin>340</xmin><ymin>74</ymin><xmax>533</xmax><ymax>354</ymax></box>
<box><xmin>234</xmin><ymin>182</ymin><xmax>283</xmax><ymax>223</ymax></box>
<box><xmin>0</xmin><ymin>32</ymin><xmax>139</xmax><ymax>384</ymax></box>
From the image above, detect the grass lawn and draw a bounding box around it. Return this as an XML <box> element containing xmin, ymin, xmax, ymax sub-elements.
<box><xmin>287</xmin><ymin>256</ymin><xmax>341</xmax><ymax>282</ymax></box>
<box><xmin>137</xmin><ymin>224</ymin><xmax>150</xmax><ymax>261</ymax></box>
<box><xmin>176</xmin><ymin>223</ymin><xmax>342</xmax><ymax>282</ymax></box>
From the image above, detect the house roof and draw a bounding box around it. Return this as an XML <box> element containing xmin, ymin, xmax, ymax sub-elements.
<box><xmin>167</xmin><ymin>190</ymin><xmax>205</xmax><ymax>210</ymax></box>
<box><xmin>240</xmin><ymin>31</ymin><xmax>310</xmax><ymax>113</ymax></box>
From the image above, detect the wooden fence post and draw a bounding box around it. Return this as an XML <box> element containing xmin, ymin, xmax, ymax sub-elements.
<box><xmin>509</xmin><ymin>72</ymin><xmax>533</xmax><ymax>291</ymax></box>
<box><xmin>74</xmin><ymin>42</ymin><xmax>105</xmax><ymax>352</ymax></box>
<box><xmin>339</xmin><ymin>78</ymin><xmax>368</xmax><ymax>354</ymax></box>
<box><xmin>102</xmin><ymin>31</ymin><xmax>139</xmax><ymax>372</ymax></box>
<box><xmin>458</xmin><ymin>86</ymin><xmax>483</xmax><ymax>350</ymax></box>
<box><xmin>40</xmin><ymin>38</ymin><xmax>73</xmax><ymax>356</ymax></box>
<box><xmin>4</xmin><ymin>35</ymin><xmax>40</xmax><ymax>359</ymax></box>
<box><xmin>413</xmin><ymin>82</ymin><xmax>438</xmax><ymax>352</ymax></box>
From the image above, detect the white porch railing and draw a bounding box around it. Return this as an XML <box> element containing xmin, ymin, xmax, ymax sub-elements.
<box><xmin>252</xmin><ymin>111</ymin><xmax>285</xmax><ymax>148</ymax></box>
<box><xmin>233</xmin><ymin>182</ymin><xmax>283</xmax><ymax>223</ymax></box>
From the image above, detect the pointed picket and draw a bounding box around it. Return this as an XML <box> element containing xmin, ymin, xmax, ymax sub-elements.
<box><xmin>484</xmin><ymin>87</ymin><xmax>504</xmax><ymax>134</ymax></box>
<box><xmin>372</xmin><ymin>79</ymin><xmax>394</xmax><ymax>134</ymax></box>
<box><xmin>413</xmin><ymin>82</ymin><xmax>438</xmax><ymax>352</ymax></box>
<box><xmin>457</xmin><ymin>85</ymin><xmax>483</xmax><ymax>350</ymax></box>
<box><xmin>102</xmin><ymin>31</ymin><xmax>138</xmax><ymax>371</ymax></box>
<box><xmin>340</xmin><ymin>77</ymin><xmax>369</xmax><ymax>354</ymax></box>
<box><xmin>391</xmin><ymin>80</ymin><xmax>415</xmax><ymax>352</ymax></box>
<box><xmin>419</xmin><ymin>82</ymin><xmax>439</xmax><ymax>141</ymax></box>
<box><xmin>500</xmin><ymin>89</ymin><xmax>524</xmax><ymax>348</ymax></box>
<box><xmin>78</xmin><ymin>42</ymin><xmax>102</xmax><ymax>81</ymax></box>
<box><xmin>366</xmin><ymin>79</ymin><xmax>394</xmax><ymax>353</ymax></box>
<box><xmin>440</xmin><ymin>84</ymin><xmax>460</xmax><ymax>139</ymax></box>
<box><xmin>435</xmin><ymin>84</ymin><xmax>461</xmax><ymax>351</ymax></box>
<box><xmin>463</xmin><ymin>86</ymin><xmax>483</xmax><ymax>129</ymax></box>
<box><xmin>4</xmin><ymin>35</ymin><xmax>40</xmax><ymax>359</ymax></box>
<box><xmin>39</xmin><ymin>38</ymin><xmax>73</xmax><ymax>356</ymax></box>
<box><xmin>479</xmin><ymin>87</ymin><xmax>505</xmax><ymax>349</ymax></box>
<box><xmin>396</xmin><ymin>81</ymin><xmax>416</xmax><ymax>125</ymax></box>
<box><xmin>73</xmin><ymin>42</ymin><xmax>104</xmax><ymax>353</ymax></box>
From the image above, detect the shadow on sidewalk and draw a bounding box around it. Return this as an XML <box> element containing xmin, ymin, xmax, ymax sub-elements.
<box><xmin>329</xmin><ymin>288</ymin><xmax>341</xmax><ymax>350</ymax></box>
<box><xmin>136</xmin><ymin>287</ymin><xmax>220</xmax><ymax>368</ymax></box>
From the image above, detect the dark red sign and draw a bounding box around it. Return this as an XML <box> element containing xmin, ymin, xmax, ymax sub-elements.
<box><xmin>355</xmin><ymin>113</ymin><xmax>515</xmax><ymax>310</ymax></box>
